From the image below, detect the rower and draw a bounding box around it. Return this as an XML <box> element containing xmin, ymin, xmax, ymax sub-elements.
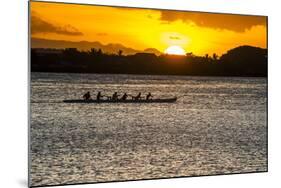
<box><xmin>96</xmin><ymin>91</ymin><xmax>103</xmax><ymax>101</ymax></box>
<box><xmin>133</xmin><ymin>92</ymin><xmax>141</xmax><ymax>100</ymax></box>
<box><xmin>121</xmin><ymin>93</ymin><xmax>128</xmax><ymax>100</ymax></box>
<box><xmin>83</xmin><ymin>91</ymin><xmax>91</xmax><ymax>100</ymax></box>
<box><xmin>112</xmin><ymin>92</ymin><xmax>119</xmax><ymax>100</ymax></box>
<box><xmin>146</xmin><ymin>92</ymin><xmax>153</xmax><ymax>100</ymax></box>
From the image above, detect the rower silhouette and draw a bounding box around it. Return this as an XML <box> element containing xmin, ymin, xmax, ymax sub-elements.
<box><xmin>146</xmin><ymin>92</ymin><xmax>153</xmax><ymax>100</ymax></box>
<box><xmin>96</xmin><ymin>91</ymin><xmax>103</xmax><ymax>101</ymax></box>
<box><xmin>121</xmin><ymin>93</ymin><xmax>128</xmax><ymax>100</ymax></box>
<box><xmin>133</xmin><ymin>92</ymin><xmax>141</xmax><ymax>100</ymax></box>
<box><xmin>83</xmin><ymin>91</ymin><xmax>91</xmax><ymax>100</ymax></box>
<box><xmin>112</xmin><ymin>92</ymin><xmax>119</xmax><ymax>100</ymax></box>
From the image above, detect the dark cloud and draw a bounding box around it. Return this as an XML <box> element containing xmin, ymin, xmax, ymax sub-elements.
<box><xmin>31</xmin><ymin>12</ymin><xmax>83</xmax><ymax>36</ymax></box>
<box><xmin>147</xmin><ymin>14</ymin><xmax>153</xmax><ymax>19</ymax></box>
<box><xmin>159</xmin><ymin>10</ymin><xmax>266</xmax><ymax>32</ymax></box>
<box><xmin>169</xmin><ymin>36</ymin><xmax>181</xmax><ymax>40</ymax></box>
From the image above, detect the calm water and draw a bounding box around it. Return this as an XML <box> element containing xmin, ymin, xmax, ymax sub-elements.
<box><xmin>30</xmin><ymin>72</ymin><xmax>267</xmax><ymax>186</ymax></box>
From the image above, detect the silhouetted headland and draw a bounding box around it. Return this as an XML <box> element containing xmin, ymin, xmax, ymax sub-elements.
<box><xmin>31</xmin><ymin>45</ymin><xmax>267</xmax><ymax>77</ymax></box>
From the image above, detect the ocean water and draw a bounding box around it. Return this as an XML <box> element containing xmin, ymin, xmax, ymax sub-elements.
<box><xmin>30</xmin><ymin>72</ymin><xmax>267</xmax><ymax>186</ymax></box>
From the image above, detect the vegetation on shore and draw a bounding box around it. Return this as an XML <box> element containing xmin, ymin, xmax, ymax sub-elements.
<box><xmin>31</xmin><ymin>45</ymin><xmax>267</xmax><ymax>77</ymax></box>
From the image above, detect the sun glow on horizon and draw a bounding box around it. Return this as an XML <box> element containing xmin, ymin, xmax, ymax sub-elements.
<box><xmin>164</xmin><ymin>45</ymin><xmax>186</xmax><ymax>55</ymax></box>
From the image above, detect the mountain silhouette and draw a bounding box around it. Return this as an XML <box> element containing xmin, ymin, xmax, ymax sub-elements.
<box><xmin>31</xmin><ymin>37</ymin><xmax>162</xmax><ymax>55</ymax></box>
<box><xmin>220</xmin><ymin>45</ymin><xmax>267</xmax><ymax>75</ymax></box>
<box><xmin>143</xmin><ymin>48</ymin><xmax>162</xmax><ymax>55</ymax></box>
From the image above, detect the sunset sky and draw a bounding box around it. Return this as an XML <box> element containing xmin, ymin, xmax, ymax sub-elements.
<box><xmin>30</xmin><ymin>1</ymin><xmax>267</xmax><ymax>56</ymax></box>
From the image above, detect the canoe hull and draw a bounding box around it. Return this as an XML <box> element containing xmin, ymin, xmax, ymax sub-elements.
<box><xmin>63</xmin><ymin>97</ymin><xmax>177</xmax><ymax>103</ymax></box>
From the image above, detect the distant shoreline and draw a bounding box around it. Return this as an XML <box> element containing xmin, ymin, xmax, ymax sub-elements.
<box><xmin>30</xmin><ymin>45</ymin><xmax>267</xmax><ymax>78</ymax></box>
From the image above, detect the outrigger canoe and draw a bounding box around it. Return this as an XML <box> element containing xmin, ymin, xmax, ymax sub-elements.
<box><xmin>63</xmin><ymin>97</ymin><xmax>177</xmax><ymax>103</ymax></box>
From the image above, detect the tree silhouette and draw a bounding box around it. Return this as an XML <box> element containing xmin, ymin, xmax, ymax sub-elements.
<box><xmin>205</xmin><ymin>54</ymin><xmax>209</xmax><ymax>59</ymax></box>
<box><xmin>31</xmin><ymin>45</ymin><xmax>267</xmax><ymax>77</ymax></box>
<box><xmin>90</xmin><ymin>48</ymin><xmax>98</xmax><ymax>55</ymax></box>
<box><xmin>97</xmin><ymin>49</ymin><xmax>103</xmax><ymax>55</ymax></box>
<box><xmin>118</xmin><ymin>50</ymin><xmax>123</xmax><ymax>56</ymax></box>
<box><xmin>212</xmin><ymin>53</ymin><xmax>218</xmax><ymax>61</ymax></box>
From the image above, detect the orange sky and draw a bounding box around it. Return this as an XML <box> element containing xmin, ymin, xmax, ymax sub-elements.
<box><xmin>30</xmin><ymin>1</ymin><xmax>267</xmax><ymax>56</ymax></box>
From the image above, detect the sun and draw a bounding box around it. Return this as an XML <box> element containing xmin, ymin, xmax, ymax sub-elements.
<box><xmin>164</xmin><ymin>45</ymin><xmax>186</xmax><ymax>55</ymax></box>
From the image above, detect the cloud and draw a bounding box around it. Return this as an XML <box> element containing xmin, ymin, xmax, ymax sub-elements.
<box><xmin>96</xmin><ymin>32</ymin><xmax>108</xmax><ymax>36</ymax></box>
<box><xmin>159</xmin><ymin>10</ymin><xmax>266</xmax><ymax>32</ymax></box>
<box><xmin>31</xmin><ymin>12</ymin><xmax>83</xmax><ymax>36</ymax></box>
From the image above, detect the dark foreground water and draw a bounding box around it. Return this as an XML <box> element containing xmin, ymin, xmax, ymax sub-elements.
<box><xmin>30</xmin><ymin>73</ymin><xmax>267</xmax><ymax>186</ymax></box>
